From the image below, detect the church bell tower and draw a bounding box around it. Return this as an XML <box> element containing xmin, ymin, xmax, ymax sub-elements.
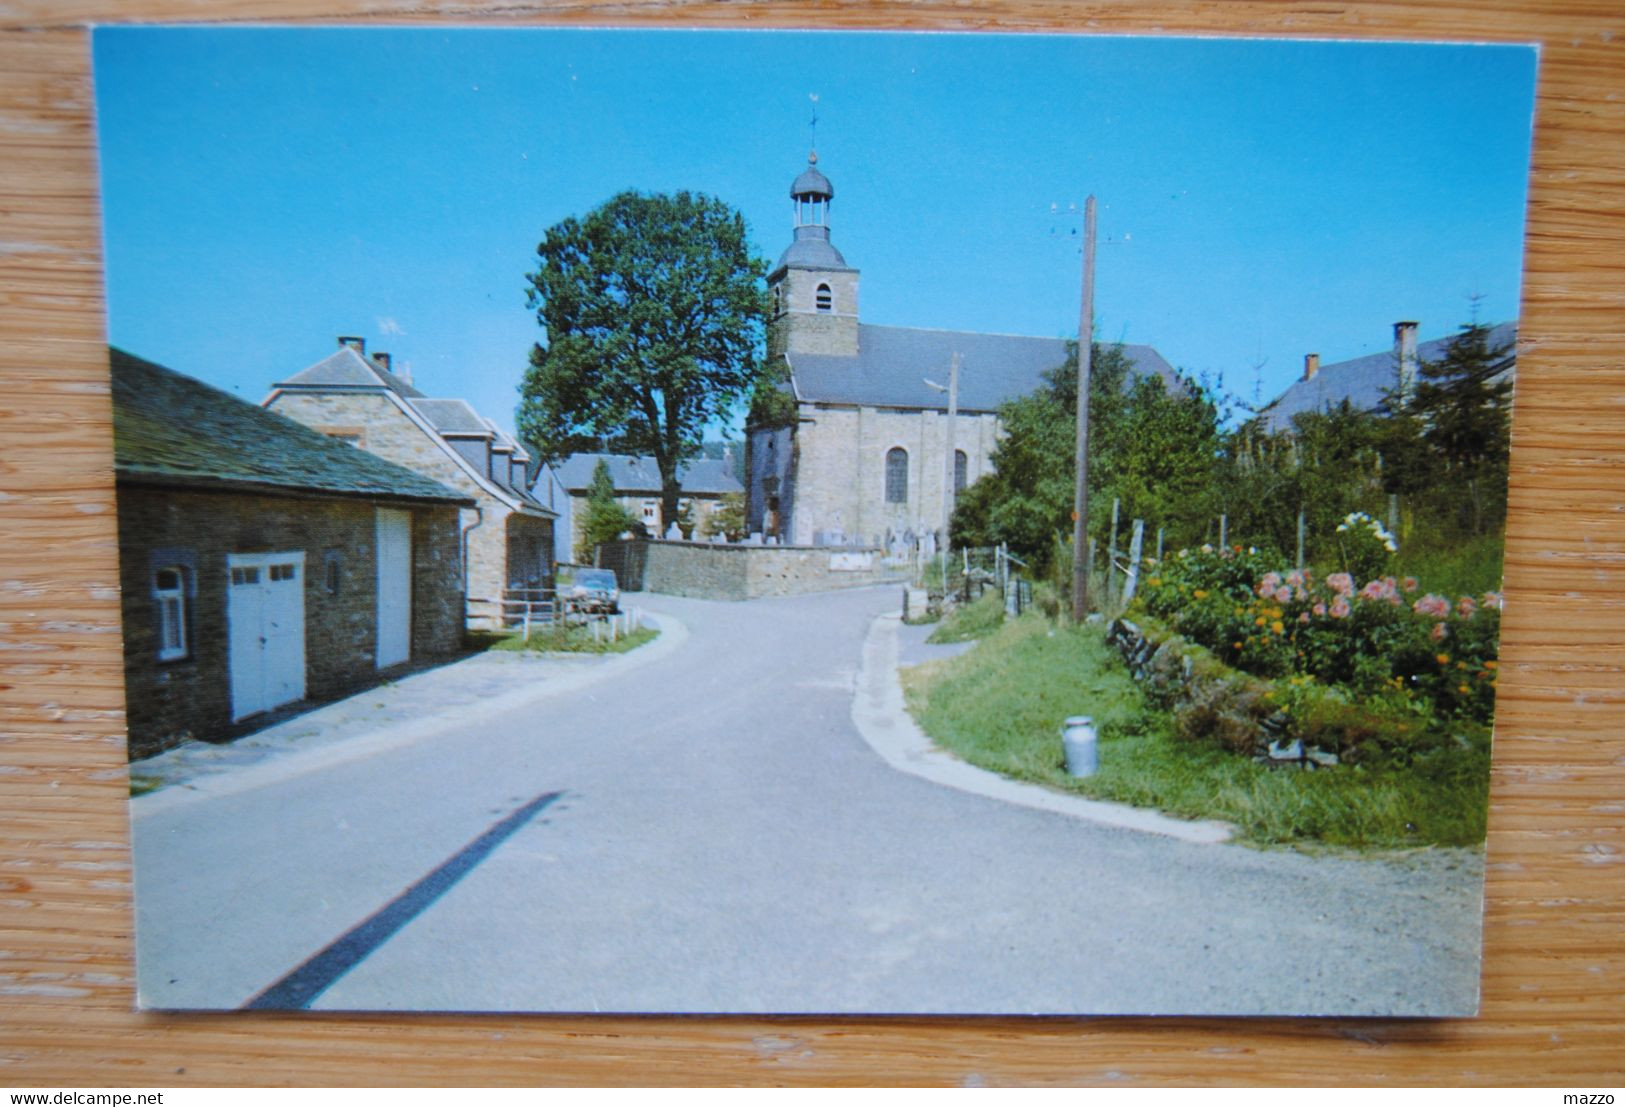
<box><xmin>767</xmin><ymin>151</ymin><xmax>860</xmax><ymax>358</ymax></box>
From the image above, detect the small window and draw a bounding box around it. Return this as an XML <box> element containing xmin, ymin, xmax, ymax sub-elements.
<box><xmin>885</xmin><ymin>447</ymin><xmax>908</xmax><ymax>504</ymax></box>
<box><xmin>230</xmin><ymin>566</ymin><xmax>260</xmax><ymax>586</ymax></box>
<box><xmin>269</xmin><ymin>563</ymin><xmax>298</xmax><ymax>582</ymax></box>
<box><xmin>154</xmin><ymin>566</ymin><xmax>188</xmax><ymax>661</ymax></box>
<box><xmin>772</xmin><ymin>284</ymin><xmax>783</xmax><ymax>316</ymax></box>
<box><xmin>954</xmin><ymin>450</ymin><xmax>969</xmax><ymax>494</ymax></box>
<box><xmin>324</xmin><ymin>552</ymin><xmax>343</xmax><ymax>597</ymax></box>
<box><xmin>816</xmin><ymin>283</ymin><xmax>833</xmax><ymax>313</ymax></box>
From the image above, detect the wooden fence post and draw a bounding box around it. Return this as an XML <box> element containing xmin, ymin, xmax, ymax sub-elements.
<box><xmin>1219</xmin><ymin>513</ymin><xmax>1228</xmax><ymax>549</ymax></box>
<box><xmin>1108</xmin><ymin>497</ymin><xmax>1121</xmax><ymax>600</ymax></box>
<box><xmin>1122</xmin><ymin>519</ymin><xmax>1146</xmax><ymax>604</ymax></box>
<box><xmin>1155</xmin><ymin>526</ymin><xmax>1164</xmax><ymax>562</ymax></box>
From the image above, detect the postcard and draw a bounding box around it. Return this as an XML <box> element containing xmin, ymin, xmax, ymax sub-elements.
<box><xmin>95</xmin><ymin>26</ymin><xmax>1536</xmax><ymax>1014</ymax></box>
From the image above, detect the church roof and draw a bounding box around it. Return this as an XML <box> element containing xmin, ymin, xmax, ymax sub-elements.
<box><xmin>550</xmin><ymin>453</ymin><xmax>744</xmax><ymax>496</ymax></box>
<box><xmin>791</xmin><ymin>163</ymin><xmax>834</xmax><ymax>199</ymax></box>
<box><xmin>1257</xmin><ymin>320</ymin><xmax>1517</xmax><ymax>434</ymax></box>
<box><xmin>784</xmin><ymin>324</ymin><xmax>1179</xmax><ymax>413</ymax></box>
<box><xmin>774</xmin><ymin>235</ymin><xmax>850</xmax><ymax>272</ymax></box>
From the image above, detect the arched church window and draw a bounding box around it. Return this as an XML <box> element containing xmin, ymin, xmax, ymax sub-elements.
<box><xmin>816</xmin><ymin>284</ymin><xmax>833</xmax><ymax>313</ymax></box>
<box><xmin>885</xmin><ymin>447</ymin><xmax>908</xmax><ymax>503</ymax></box>
<box><xmin>954</xmin><ymin>450</ymin><xmax>969</xmax><ymax>494</ymax></box>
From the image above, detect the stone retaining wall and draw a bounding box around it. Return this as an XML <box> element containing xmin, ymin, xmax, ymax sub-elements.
<box><xmin>642</xmin><ymin>540</ymin><xmax>908</xmax><ymax>601</ymax></box>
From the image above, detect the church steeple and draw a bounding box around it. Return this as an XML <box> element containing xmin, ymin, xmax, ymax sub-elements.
<box><xmin>768</xmin><ymin>151</ymin><xmax>859</xmax><ymax>358</ymax></box>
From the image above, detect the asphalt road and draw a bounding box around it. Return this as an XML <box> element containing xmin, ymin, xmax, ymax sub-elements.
<box><xmin>131</xmin><ymin>586</ymin><xmax>1484</xmax><ymax>1015</ymax></box>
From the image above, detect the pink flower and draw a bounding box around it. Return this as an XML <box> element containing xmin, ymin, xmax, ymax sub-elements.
<box><xmin>1297</xmin><ymin>611</ymin><xmax>1310</xmax><ymax>624</ymax></box>
<box><xmin>1312</xmin><ymin>602</ymin><xmax>1327</xmax><ymax>617</ymax></box>
<box><xmin>1482</xmin><ymin>591</ymin><xmax>1503</xmax><ymax>610</ymax></box>
<box><xmin>1256</xmin><ymin>572</ymin><xmax>1281</xmax><ymax>598</ymax></box>
<box><xmin>1359</xmin><ymin>579</ymin><xmax>1386</xmax><ymax>602</ymax></box>
<box><xmin>1413</xmin><ymin>593</ymin><xmax>1451</xmax><ymax>618</ymax></box>
<box><xmin>1328</xmin><ymin>572</ymin><xmax>1354</xmax><ymax>597</ymax></box>
<box><xmin>1330</xmin><ymin>597</ymin><xmax>1351</xmax><ymax>619</ymax></box>
<box><xmin>1274</xmin><ymin>587</ymin><xmax>1292</xmax><ymax>604</ymax></box>
<box><xmin>1431</xmin><ymin>621</ymin><xmax>1449</xmax><ymax>642</ymax></box>
<box><xmin>1402</xmin><ymin>576</ymin><xmax>1419</xmax><ymax>593</ymax></box>
<box><xmin>1456</xmin><ymin>595</ymin><xmax>1477</xmax><ymax>619</ymax></box>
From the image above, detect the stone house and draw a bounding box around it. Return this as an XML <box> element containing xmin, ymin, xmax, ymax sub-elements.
<box><xmin>264</xmin><ymin>337</ymin><xmax>557</xmax><ymax>627</ymax></box>
<box><xmin>1257</xmin><ymin>320</ymin><xmax>1518</xmax><ymax>435</ymax></box>
<box><xmin>111</xmin><ymin>348</ymin><xmax>473</xmax><ymax>760</ymax></box>
<box><xmin>536</xmin><ymin>452</ymin><xmax>745</xmax><ymax>564</ymax></box>
<box><xmin>746</xmin><ymin>153</ymin><xmax>1179</xmax><ymax>548</ymax></box>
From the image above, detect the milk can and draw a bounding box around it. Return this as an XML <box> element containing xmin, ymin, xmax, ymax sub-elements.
<box><xmin>1061</xmin><ymin>715</ymin><xmax>1098</xmax><ymax>777</ymax></box>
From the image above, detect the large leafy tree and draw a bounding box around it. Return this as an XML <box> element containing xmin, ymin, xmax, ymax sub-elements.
<box><xmin>952</xmin><ymin>342</ymin><xmax>1221</xmax><ymax>568</ymax></box>
<box><xmin>519</xmin><ymin>190</ymin><xmax>770</xmax><ymax>528</ymax></box>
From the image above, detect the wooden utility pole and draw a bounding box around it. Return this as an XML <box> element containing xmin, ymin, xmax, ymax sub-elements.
<box><xmin>1070</xmin><ymin>195</ymin><xmax>1097</xmax><ymax>623</ymax></box>
<box><xmin>925</xmin><ymin>352</ymin><xmax>961</xmax><ymax>552</ymax></box>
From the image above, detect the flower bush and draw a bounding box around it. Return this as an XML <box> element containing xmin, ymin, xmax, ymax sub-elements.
<box><xmin>1335</xmin><ymin>511</ymin><xmax>1398</xmax><ymax>584</ymax></box>
<box><xmin>1138</xmin><ymin>546</ymin><xmax>1501</xmax><ymax>726</ymax></box>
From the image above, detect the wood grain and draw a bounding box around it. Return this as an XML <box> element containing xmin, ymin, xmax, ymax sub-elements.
<box><xmin>2</xmin><ymin>0</ymin><xmax>1621</xmax><ymax>1087</ymax></box>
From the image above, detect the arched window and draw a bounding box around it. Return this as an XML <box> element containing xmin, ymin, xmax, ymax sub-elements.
<box><xmin>816</xmin><ymin>283</ymin><xmax>833</xmax><ymax>313</ymax></box>
<box><xmin>885</xmin><ymin>447</ymin><xmax>908</xmax><ymax>504</ymax></box>
<box><xmin>954</xmin><ymin>450</ymin><xmax>969</xmax><ymax>494</ymax></box>
<box><xmin>771</xmin><ymin>284</ymin><xmax>783</xmax><ymax>316</ymax></box>
<box><xmin>153</xmin><ymin>566</ymin><xmax>188</xmax><ymax>661</ymax></box>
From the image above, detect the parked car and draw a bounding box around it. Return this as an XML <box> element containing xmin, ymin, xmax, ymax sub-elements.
<box><xmin>562</xmin><ymin>567</ymin><xmax>620</xmax><ymax>615</ymax></box>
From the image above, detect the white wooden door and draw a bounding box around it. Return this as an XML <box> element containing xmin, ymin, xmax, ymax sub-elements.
<box><xmin>376</xmin><ymin>508</ymin><xmax>412</xmax><ymax>668</ymax></box>
<box><xmin>227</xmin><ymin>551</ymin><xmax>306</xmax><ymax>721</ymax></box>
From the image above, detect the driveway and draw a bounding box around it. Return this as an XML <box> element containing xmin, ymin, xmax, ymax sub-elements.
<box><xmin>131</xmin><ymin>586</ymin><xmax>1483</xmax><ymax>1015</ymax></box>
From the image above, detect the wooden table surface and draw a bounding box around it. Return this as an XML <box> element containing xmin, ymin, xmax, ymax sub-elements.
<box><xmin>2</xmin><ymin>0</ymin><xmax>1621</xmax><ymax>1087</ymax></box>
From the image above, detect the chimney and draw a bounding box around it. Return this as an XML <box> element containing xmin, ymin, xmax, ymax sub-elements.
<box><xmin>338</xmin><ymin>335</ymin><xmax>365</xmax><ymax>354</ymax></box>
<box><xmin>1303</xmin><ymin>353</ymin><xmax>1320</xmax><ymax>381</ymax></box>
<box><xmin>372</xmin><ymin>352</ymin><xmax>391</xmax><ymax>372</ymax></box>
<box><xmin>1394</xmin><ymin>321</ymin><xmax>1419</xmax><ymax>395</ymax></box>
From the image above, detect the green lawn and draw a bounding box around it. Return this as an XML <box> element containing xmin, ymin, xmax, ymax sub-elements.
<box><xmin>902</xmin><ymin>614</ymin><xmax>1489</xmax><ymax>849</ymax></box>
<box><xmin>925</xmin><ymin>590</ymin><xmax>1006</xmax><ymax>643</ymax></box>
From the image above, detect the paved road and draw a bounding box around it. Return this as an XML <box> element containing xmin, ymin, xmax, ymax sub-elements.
<box><xmin>132</xmin><ymin>586</ymin><xmax>1483</xmax><ymax>1015</ymax></box>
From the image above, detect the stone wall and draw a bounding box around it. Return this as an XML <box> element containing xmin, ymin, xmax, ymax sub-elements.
<box><xmin>117</xmin><ymin>485</ymin><xmax>464</xmax><ymax>759</ymax></box>
<box><xmin>768</xmin><ymin>268</ymin><xmax>860</xmax><ymax>357</ymax></box>
<box><xmin>786</xmin><ymin>403</ymin><xmax>1001</xmax><ymax>546</ymax></box>
<box><xmin>641</xmin><ymin>540</ymin><xmax>906</xmax><ymax>600</ymax></box>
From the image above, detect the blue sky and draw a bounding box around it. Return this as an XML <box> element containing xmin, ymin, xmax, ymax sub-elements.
<box><xmin>93</xmin><ymin>27</ymin><xmax>1537</xmax><ymax>437</ymax></box>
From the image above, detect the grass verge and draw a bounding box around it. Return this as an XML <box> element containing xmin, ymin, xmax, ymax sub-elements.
<box><xmin>901</xmin><ymin>614</ymin><xmax>1488</xmax><ymax>849</ymax></box>
<box><xmin>491</xmin><ymin>622</ymin><xmax>659</xmax><ymax>655</ymax></box>
<box><xmin>926</xmin><ymin>590</ymin><xmax>1005</xmax><ymax>643</ymax></box>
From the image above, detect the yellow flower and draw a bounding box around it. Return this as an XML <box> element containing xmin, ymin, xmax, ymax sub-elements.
<box><xmin>1254</xmin><ymin>616</ymin><xmax>1266</xmax><ymax>627</ymax></box>
<box><xmin>1458</xmin><ymin>683</ymin><xmax>1470</xmax><ymax>694</ymax></box>
<box><xmin>1149</xmin><ymin>577</ymin><xmax>1162</xmax><ymax>587</ymax></box>
<box><xmin>1436</xmin><ymin>653</ymin><xmax>1450</xmax><ymax>665</ymax></box>
<box><xmin>1484</xmin><ymin>660</ymin><xmax>1498</xmax><ymax>670</ymax></box>
<box><xmin>1271</xmin><ymin>620</ymin><xmax>1285</xmax><ymax>634</ymax></box>
<box><xmin>1193</xmin><ymin>589</ymin><xmax>1208</xmax><ymax>599</ymax></box>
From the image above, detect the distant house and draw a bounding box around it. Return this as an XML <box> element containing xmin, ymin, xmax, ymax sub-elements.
<box><xmin>111</xmin><ymin>348</ymin><xmax>473</xmax><ymax>760</ymax></box>
<box><xmin>536</xmin><ymin>452</ymin><xmax>745</xmax><ymax>563</ymax></box>
<box><xmin>1257</xmin><ymin>320</ymin><xmax>1518</xmax><ymax>435</ymax></box>
<box><xmin>264</xmin><ymin>337</ymin><xmax>557</xmax><ymax>627</ymax></box>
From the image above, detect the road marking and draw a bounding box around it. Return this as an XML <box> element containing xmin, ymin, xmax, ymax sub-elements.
<box><xmin>242</xmin><ymin>791</ymin><xmax>561</xmax><ymax>1010</ymax></box>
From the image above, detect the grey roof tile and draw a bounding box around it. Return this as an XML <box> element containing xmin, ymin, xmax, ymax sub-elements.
<box><xmin>550</xmin><ymin>452</ymin><xmax>744</xmax><ymax>496</ymax></box>
<box><xmin>786</xmin><ymin>324</ymin><xmax>1178</xmax><ymax>412</ymax></box>
<box><xmin>1258</xmin><ymin>321</ymin><xmax>1517</xmax><ymax>434</ymax></box>
<box><xmin>274</xmin><ymin>345</ymin><xmax>427</xmax><ymax>399</ymax></box>
<box><xmin>111</xmin><ymin>348</ymin><xmax>470</xmax><ymax>505</ymax></box>
<box><xmin>411</xmin><ymin>397</ymin><xmax>494</xmax><ymax>436</ymax></box>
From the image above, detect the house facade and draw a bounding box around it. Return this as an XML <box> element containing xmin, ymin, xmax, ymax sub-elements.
<box><xmin>112</xmin><ymin>348</ymin><xmax>472</xmax><ymax>760</ymax></box>
<box><xmin>1258</xmin><ymin>320</ymin><xmax>1519</xmax><ymax>435</ymax></box>
<box><xmin>537</xmin><ymin>452</ymin><xmax>745</xmax><ymax>564</ymax></box>
<box><xmin>265</xmin><ymin>337</ymin><xmax>557</xmax><ymax>627</ymax></box>
<box><xmin>746</xmin><ymin>153</ymin><xmax>1178</xmax><ymax>548</ymax></box>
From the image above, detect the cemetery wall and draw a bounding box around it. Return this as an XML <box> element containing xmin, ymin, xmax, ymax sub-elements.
<box><xmin>642</xmin><ymin>540</ymin><xmax>907</xmax><ymax>601</ymax></box>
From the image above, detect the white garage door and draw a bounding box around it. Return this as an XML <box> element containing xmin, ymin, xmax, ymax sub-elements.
<box><xmin>227</xmin><ymin>551</ymin><xmax>307</xmax><ymax>721</ymax></box>
<box><xmin>376</xmin><ymin>508</ymin><xmax>412</xmax><ymax>669</ymax></box>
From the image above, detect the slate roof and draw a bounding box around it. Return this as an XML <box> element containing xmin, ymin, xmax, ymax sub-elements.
<box><xmin>412</xmin><ymin>397</ymin><xmax>494</xmax><ymax>436</ymax></box>
<box><xmin>1258</xmin><ymin>321</ymin><xmax>1517</xmax><ymax>434</ymax></box>
<box><xmin>551</xmin><ymin>453</ymin><xmax>745</xmax><ymax>496</ymax></box>
<box><xmin>273</xmin><ymin>345</ymin><xmax>426</xmax><ymax>399</ymax></box>
<box><xmin>111</xmin><ymin>348</ymin><xmax>471</xmax><ymax>505</ymax></box>
<box><xmin>785</xmin><ymin>324</ymin><xmax>1179</xmax><ymax>413</ymax></box>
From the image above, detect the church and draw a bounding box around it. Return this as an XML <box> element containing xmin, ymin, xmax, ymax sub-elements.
<box><xmin>745</xmin><ymin>153</ymin><xmax>1177</xmax><ymax>550</ymax></box>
